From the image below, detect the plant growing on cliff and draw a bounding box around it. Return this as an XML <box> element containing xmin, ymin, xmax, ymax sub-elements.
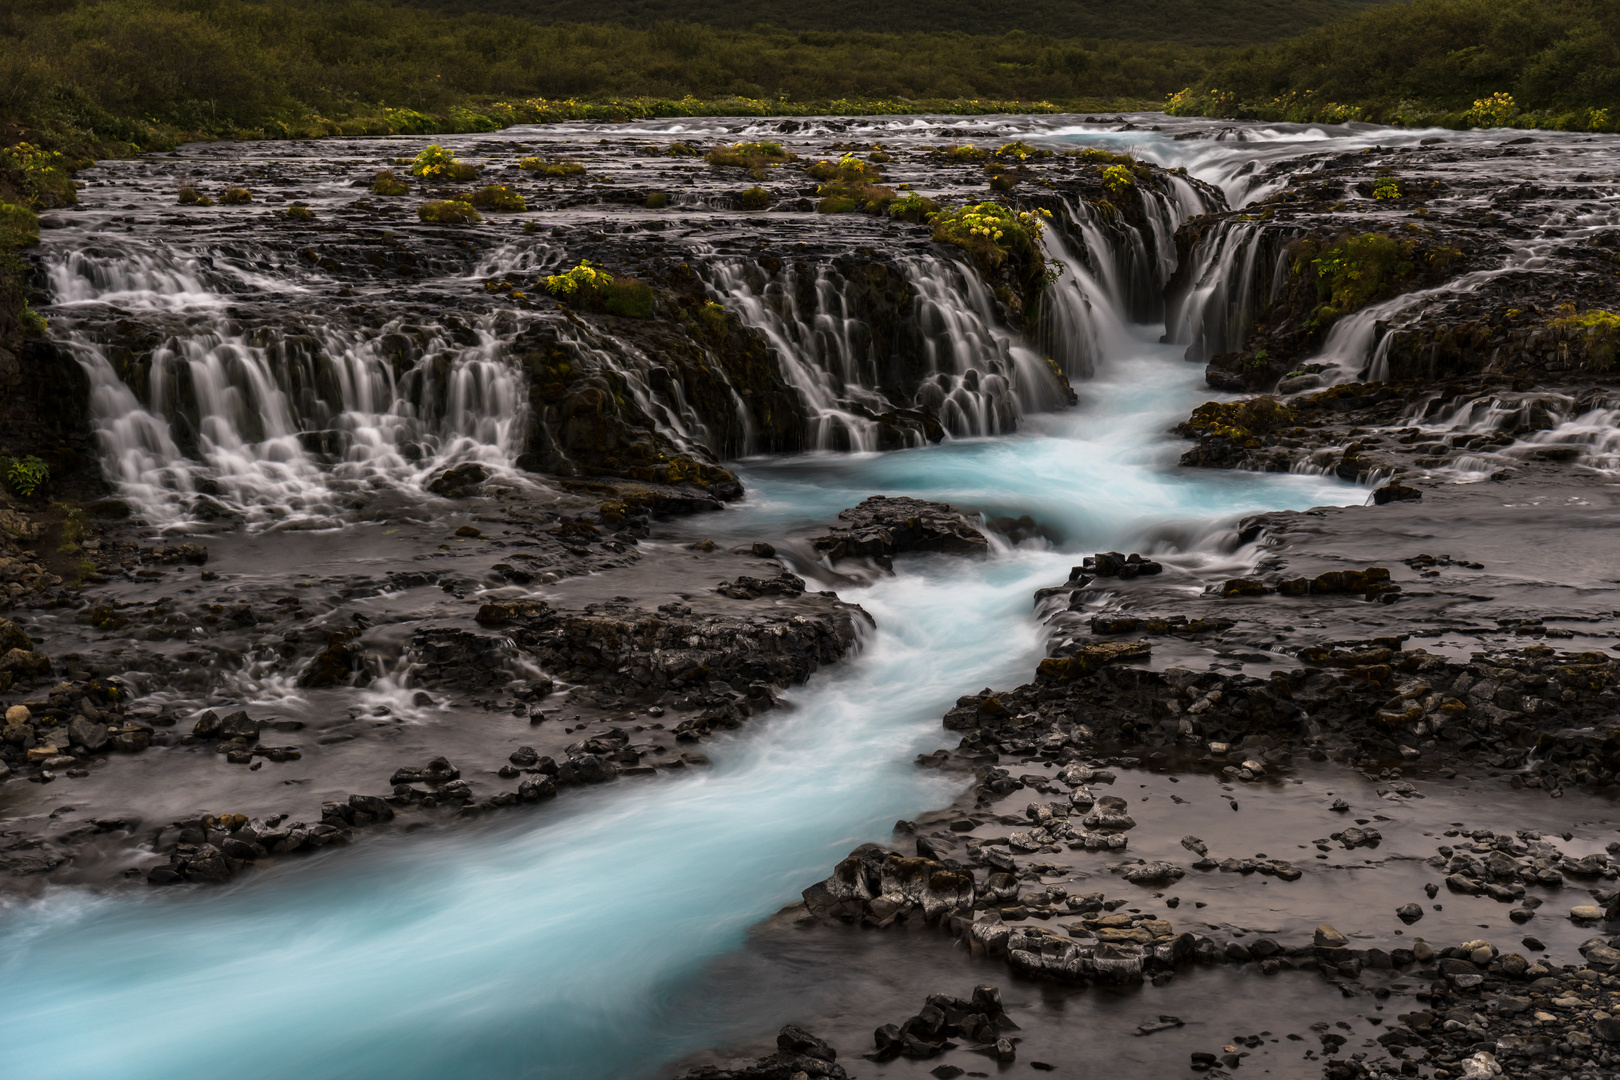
<box><xmin>1100</xmin><ymin>164</ymin><xmax>1136</xmax><ymax>192</ymax></box>
<box><xmin>931</xmin><ymin>202</ymin><xmax>1049</xmax><ymax>275</ymax></box>
<box><xmin>0</xmin><ymin>204</ymin><xmax>39</xmax><ymax>249</ymax></box>
<box><xmin>542</xmin><ymin>261</ymin><xmax>654</xmax><ymax>317</ymax></box>
<box><xmin>1551</xmin><ymin>306</ymin><xmax>1620</xmax><ymax>370</ymax></box>
<box><xmin>1294</xmin><ymin>232</ymin><xmax>1415</xmax><ymax>328</ymax></box>
<box><xmin>1</xmin><ymin>455</ymin><xmax>49</xmax><ymax>497</ymax></box>
<box><xmin>418</xmin><ymin>199</ymin><xmax>482</xmax><ymax>224</ymax></box>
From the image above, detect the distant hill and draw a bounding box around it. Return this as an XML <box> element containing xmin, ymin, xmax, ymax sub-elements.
<box><xmin>401</xmin><ymin>0</ymin><xmax>1377</xmax><ymax>45</ymax></box>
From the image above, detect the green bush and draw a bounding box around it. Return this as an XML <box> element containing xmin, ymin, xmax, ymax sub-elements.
<box><xmin>1294</xmin><ymin>233</ymin><xmax>1417</xmax><ymax>328</ymax></box>
<box><xmin>541</xmin><ymin>260</ymin><xmax>654</xmax><ymax>317</ymax></box>
<box><xmin>519</xmin><ymin>157</ymin><xmax>585</xmax><ymax>177</ymax></box>
<box><xmin>284</xmin><ymin>203</ymin><xmax>314</xmax><ymax>220</ymax></box>
<box><xmin>931</xmin><ymin>201</ymin><xmax>1049</xmax><ymax>274</ymax></box>
<box><xmin>418</xmin><ymin>199</ymin><xmax>482</xmax><ymax>224</ymax></box>
<box><xmin>411</xmin><ymin>144</ymin><xmax>459</xmax><ymax>178</ymax></box>
<box><xmin>888</xmin><ymin>193</ymin><xmax>940</xmax><ymax>222</ymax></box>
<box><xmin>18</xmin><ymin>304</ymin><xmax>47</xmax><ymax>336</ymax></box>
<box><xmin>737</xmin><ymin>186</ymin><xmax>769</xmax><ymax>210</ymax></box>
<box><xmin>220</xmin><ymin>187</ymin><xmax>252</xmax><ymax>204</ymax></box>
<box><xmin>543</xmin><ymin>260</ymin><xmax>614</xmax><ymax>299</ymax></box>
<box><xmin>470</xmin><ymin>184</ymin><xmax>526</xmax><ymax>210</ymax></box>
<box><xmin>372</xmin><ymin>170</ymin><xmax>410</xmax><ymax>195</ymax></box>
<box><xmin>1</xmin><ymin>455</ymin><xmax>49</xmax><ymax>497</ymax></box>
<box><xmin>645</xmin><ymin>191</ymin><xmax>669</xmax><ymax>208</ymax></box>
<box><xmin>0</xmin><ymin>203</ymin><xmax>40</xmax><ymax>249</ymax></box>
<box><xmin>707</xmin><ymin>141</ymin><xmax>794</xmax><ymax>169</ymax></box>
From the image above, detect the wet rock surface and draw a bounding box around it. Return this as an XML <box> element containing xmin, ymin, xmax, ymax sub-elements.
<box><xmin>808</xmin><ymin>495</ymin><xmax>989</xmax><ymax>566</ymax></box>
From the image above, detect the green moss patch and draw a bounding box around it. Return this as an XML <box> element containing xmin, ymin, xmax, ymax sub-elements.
<box><xmin>418</xmin><ymin>199</ymin><xmax>481</xmax><ymax>224</ymax></box>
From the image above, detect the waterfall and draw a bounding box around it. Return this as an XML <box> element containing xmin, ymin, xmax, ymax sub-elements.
<box><xmin>47</xmin><ymin>242</ymin><xmax>532</xmax><ymax>529</ymax></box>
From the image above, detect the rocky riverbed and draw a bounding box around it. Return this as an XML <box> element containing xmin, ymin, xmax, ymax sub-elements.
<box><xmin>0</xmin><ymin>113</ymin><xmax>1616</xmax><ymax>1080</ymax></box>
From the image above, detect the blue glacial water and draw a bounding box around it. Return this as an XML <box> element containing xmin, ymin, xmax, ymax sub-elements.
<box><xmin>0</xmin><ymin>317</ymin><xmax>1357</xmax><ymax>1079</ymax></box>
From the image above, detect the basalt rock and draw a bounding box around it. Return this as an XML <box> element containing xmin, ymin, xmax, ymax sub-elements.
<box><xmin>809</xmin><ymin>496</ymin><xmax>988</xmax><ymax>564</ymax></box>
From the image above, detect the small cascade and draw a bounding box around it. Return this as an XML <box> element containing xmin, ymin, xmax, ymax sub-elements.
<box><xmin>1397</xmin><ymin>388</ymin><xmax>1620</xmax><ymax>476</ymax></box>
<box><xmin>1034</xmin><ymin>225</ymin><xmax>1134</xmax><ymax>382</ymax></box>
<box><xmin>47</xmin><ymin>242</ymin><xmax>533</xmax><ymax>529</ymax></box>
<box><xmin>1163</xmin><ymin>219</ymin><xmax>1293</xmax><ymax>364</ymax></box>
<box><xmin>701</xmin><ymin>254</ymin><xmax>1071</xmax><ymax>449</ymax></box>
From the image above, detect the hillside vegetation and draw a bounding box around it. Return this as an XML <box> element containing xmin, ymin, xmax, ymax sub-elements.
<box><xmin>403</xmin><ymin>0</ymin><xmax>1375</xmax><ymax>46</ymax></box>
<box><xmin>1167</xmin><ymin>0</ymin><xmax>1620</xmax><ymax>129</ymax></box>
<box><xmin>0</xmin><ymin>0</ymin><xmax>1206</xmax><ymax>153</ymax></box>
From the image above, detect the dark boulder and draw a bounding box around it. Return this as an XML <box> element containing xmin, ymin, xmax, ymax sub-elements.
<box><xmin>809</xmin><ymin>495</ymin><xmax>988</xmax><ymax>563</ymax></box>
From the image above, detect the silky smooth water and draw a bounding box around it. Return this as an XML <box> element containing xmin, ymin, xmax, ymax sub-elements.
<box><xmin>0</xmin><ymin>305</ymin><xmax>1355</xmax><ymax>1080</ymax></box>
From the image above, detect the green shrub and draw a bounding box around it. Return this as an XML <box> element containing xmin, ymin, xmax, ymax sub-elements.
<box><xmin>888</xmin><ymin>194</ymin><xmax>940</xmax><ymax>223</ymax></box>
<box><xmin>1100</xmin><ymin>164</ymin><xmax>1136</xmax><ymax>192</ymax></box>
<box><xmin>868</xmin><ymin>149</ymin><xmax>895</xmax><ymax>163</ymax></box>
<box><xmin>1</xmin><ymin>455</ymin><xmax>49</xmax><ymax>497</ymax></box>
<box><xmin>418</xmin><ymin>199</ymin><xmax>482</xmax><ymax>224</ymax></box>
<box><xmin>1293</xmin><ymin>232</ymin><xmax>1418</xmax><ymax>327</ymax></box>
<box><xmin>470</xmin><ymin>184</ymin><xmax>525</xmax><ymax>211</ymax></box>
<box><xmin>372</xmin><ymin>170</ymin><xmax>409</xmax><ymax>196</ymax></box>
<box><xmin>931</xmin><ymin>201</ymin><xmax>1049</xmax><ymax>275</ymax></box>
<box><xmin>1372</xmin><ymin>175</ymin><xmax>1401</xmax><ymax>199</ymax></box>
<box><xmin>544</xmin><ymin>260</ymin><xmax>614</xmax><ymax>299</ymax></box>
<box><xmin>541</xmin><ymin>260</ymin><xmax>654</xmax><ymax>317</ymax></box>
<box><xmin>177</xmin><ymin>186</ymin><xmax>204</xmax><ymax>205</ymax></box>
<box><xmin>18</xmin><ymin>304</ymin><xmax>46</xmax><ymax>336</ymax></box>
<box><xmin>806</xmin><ymin>153</ymin><xmax>893</xmax><ymax>212</ymax></box>
<box><xmin>663</xmin><ymin>143</ymin><xmax>704</xmax><ymax>157</ymax></box>
<box><xmin>220</xmin><ymin>187</ymin><xmax>252</xmax><ymax>205</ymax></box>
<box><xmin>412</xmin><ymin>144</ymin><xmax>460</xmax><ymax>178</ymax></box>
<box><xmin>284</xmin><ymin>203</ymin><xmax>314</xmax><ymax>220</ymax></box>
<box><xmin>708</xmin><ymin>141</ymin><xmax>796</xmax><ymax>177</ymax></box>
<box><xmin>942</xmin><ymin>145</ymin><xmax>989</xmax><ymax>161</ymax></box>
<box><xmin>995</xmin><ymin>141</ymin><xmax>1051</xmax><ymax>161</ymax></box>
<box><xmin>0</xmin><ymin>203</ymin><xmax>40</xmax><ymax>249</ymax></box>
<box><xmin>520</xmin><ymin>157</ymin><xmax>585</xmax><ymax>177</ymax></box>
<box><xmin>645</xmin><ymin>192</ymin><xmax>669</xmax><ymax>208</ymax></box>
<box><xmin>738</xmin><ymin>186</ymin><xmax>769</xmax><ymax>210</ymax></box>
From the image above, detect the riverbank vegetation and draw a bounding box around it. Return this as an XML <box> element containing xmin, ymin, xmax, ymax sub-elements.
<box><xmin>1165</xmin><ymin>0</ymin><xmax>1620</xmax><ymax>130</ymax></box>
<box><xmin>0</xmin><ymin>0</ymin><xmax>1201</xmax><ymax>159</ymax></box>
<box><xmin>405</xmin><ymin>0</ymin><xmax>1373</xmax><ymax>46</ymax></box>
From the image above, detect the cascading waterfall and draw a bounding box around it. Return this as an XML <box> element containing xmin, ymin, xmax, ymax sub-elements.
<box><xmin>1163</xmin><ymin>219</ymin><xmax>1281</xmax><ymax>364</ymax></box>
<box><xmin>48</xmin><ymin>244</ymin><xmax>534</xmax><ymax>529</ymax></box>
<box><xmin>903</xmin><ymin>255</ymin><xmax>1067</xmax><ymax>435</ymax></box>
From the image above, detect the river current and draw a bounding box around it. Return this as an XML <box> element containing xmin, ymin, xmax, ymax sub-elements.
<box><xmin>3</xmin><ymin>114</ymin><xmax>1612</xmax><ymax>1078</ymax></box>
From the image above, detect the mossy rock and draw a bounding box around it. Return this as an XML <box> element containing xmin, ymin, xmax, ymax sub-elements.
<box><xmin>471</xmin><ymin>185</ymin><xmax>525</xmax><ymax>211</ymax></box>
<box><xmin>372</xmin><ymin>170</ymin><xmax>409</xmax><ymax>196</ymax></box>
<box><xmin>645</xmin><ymin>192</ymin><xmax>669</xmax><ymax>209</ymax></box>
<box><xmin>738</xmin><ymin>186</ymin><xmax>769</xmax><ymax>211</ymax></box>
<box><xmin>219</xmin><ymin>188</ymin><xmax>252</xmax><ymax>205</ymax></box>
<box><xmin>418</xmin><ymin>200</ymin><xmax>482</xmax><ymax>224</ymax></box>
